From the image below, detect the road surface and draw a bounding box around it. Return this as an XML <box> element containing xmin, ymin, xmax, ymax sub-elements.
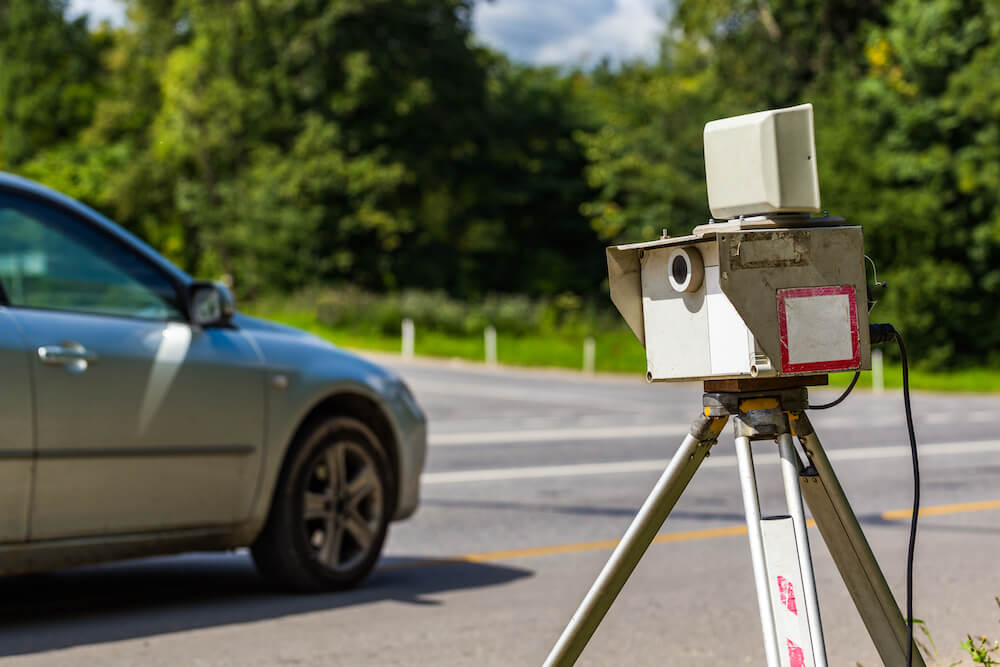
<box><xmin>2</xmin><ymin>356</ymin><xmax>998</xmax><ymax>665</ymax></box>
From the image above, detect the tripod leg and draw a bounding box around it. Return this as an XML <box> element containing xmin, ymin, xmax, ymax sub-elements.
<box><xmin>543</xmin><ymin>414</ymin><xmax>728</xmax><ymax>667</ymax></box>
<box><xmin>791</xmin><ymin>413</ymin><xmax>926</xmax><ymax>667</ymax></box>
<box><xmin>734</xmin><ymin>434</ymin><xmax>782</xmax><ymax>667</ymax></box>
<box><xmin>778</xmin><ymin>432</ymin><xmax>828</xmax><ymax>667</ymax></box>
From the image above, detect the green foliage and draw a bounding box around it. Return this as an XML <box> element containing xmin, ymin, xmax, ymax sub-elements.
<box><xmin>2</xmin><ymin>0</ymin><xmax>606</xmax><ymax>302</ymax></box>
<box><xmin>961</xmin><ymin>635</ymin><xmax>1000</xmax><ymax>665</ymax></box>
<box><xmin>0</xmin><ymin>0</ymin><xmax>105</xmax><ymax>166</ymax></box>
<box><xmin>957</xmin><ymin>598</ymin><xmax>1000</xmax><ymax>665</ymax></box>
<box><xmin>3</xmin><ymin>0</ymin><xmax>1000</xmax><ymax>371</ymax></box>
<box><xmin>821</xmin><ymin>0</ymin><xmax>1000</xmax><ymax>370</ymax></box>
<box><xmin>858</xmin><ymin>598</ymin><xmax>1000</xmax><ymax>666</ymax></box>
<box><xmin>305</xmin><ymin>285</ymin><xmax>618</xmax><ymax>338</ymax></box>
<box><xmin>577</xmin><ymin>0</ymin><xmax>1000</xmax><ymax>370</ymax></box>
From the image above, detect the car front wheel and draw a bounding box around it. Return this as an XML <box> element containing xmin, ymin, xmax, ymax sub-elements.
<box><xmin>252</xmin><ymin>416</ymin><xmax>391</xmax><ymax>592</ymax></box>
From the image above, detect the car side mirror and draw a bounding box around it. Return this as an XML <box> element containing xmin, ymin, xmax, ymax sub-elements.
<box><xmin>189</xmin><ymin>281</ymin><xmax>236</xmax><ymax>327</ymax></box>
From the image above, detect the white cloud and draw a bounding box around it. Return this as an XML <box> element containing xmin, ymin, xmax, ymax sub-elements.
<box><xmin>66</xmin><ymin>0</ymin><xmax>126</xmax><ymax>26</ymax></box>
<box><xmin>473</xmin><ymin>0</ymin><xmax>666</xmax><ymax>68</ymax></box>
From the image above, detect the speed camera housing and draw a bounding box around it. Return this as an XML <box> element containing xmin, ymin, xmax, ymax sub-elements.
<box><xmin>607</xmin><ymin>104</ymin><xmax>871</xmax><ymax>382</ymax></box>
<box><xmin>704</xmin><ymin>103</ymin><xmax>821</xmax><ymax>220</ymax></box>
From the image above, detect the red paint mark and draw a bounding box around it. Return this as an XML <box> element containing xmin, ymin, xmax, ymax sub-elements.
<box><xmin>787</xmin><ymin>639</ymin><xmax>806</xmax><ymax>667</ymax></box>
<box><xmin>777</xmin><ymin>575</ymin><xmax>798</xmax><ymax>615</ymax></box>
<box><xmin>776</xmin><ymin>285</ymin><xmax>861</xmax><ymax>374</ymax></box>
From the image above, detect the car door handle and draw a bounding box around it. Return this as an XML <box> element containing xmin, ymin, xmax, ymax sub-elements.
<box><xmin>38</xmin><ymin>343</ymin><xmax>98</xmax><ymax>366</ymax></box>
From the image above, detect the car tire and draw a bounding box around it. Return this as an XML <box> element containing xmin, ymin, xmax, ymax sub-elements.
<box><xmin>251</xmin><ymin>416</ymin><xmax>391</xmax><ymax>592</ymax></box>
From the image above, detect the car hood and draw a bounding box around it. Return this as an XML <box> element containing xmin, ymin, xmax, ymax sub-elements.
<box><xmin>233</xmin><ymin>313</ymin><xmax>318</xmax><ymax>340</ymax></box>
<box><xmin>233</xmin><ymin>313</ymin><xmax>398</xmax><ymax>385</ymax></box>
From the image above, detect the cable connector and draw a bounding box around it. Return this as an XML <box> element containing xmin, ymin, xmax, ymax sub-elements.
<box><xmin>869</xmin><ymin>322</ymin><xmax>898</xmax><ymax>345</ymax></box>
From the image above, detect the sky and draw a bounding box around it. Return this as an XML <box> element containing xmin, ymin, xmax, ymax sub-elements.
<box><xmin>473</xmin><ymin>0</ymin><xmax>665</xmax><ymax>67</ymax></box>
<box><xmin>67</xmin><ymin>0</ymin><xmax>666</xmax><ymax>68</ymax></box>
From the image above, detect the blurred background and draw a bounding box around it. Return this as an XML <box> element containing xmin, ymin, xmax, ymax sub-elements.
<box><xmin>2</xmin><ymin>0</ymin><xmax>998</xmax><ymax>386</ymax></box>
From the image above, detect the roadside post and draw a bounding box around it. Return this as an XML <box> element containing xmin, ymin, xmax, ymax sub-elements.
<box><xmin>485</xmin><ymin>325</ymin><xmax>498</xmax><ymax>366</ymax></box>
<box><xmin>401</xmin><ymin>318</ymin><xmax>415</xmax><ymax>360</ymax></box>
<box><xmin>872</xmin><ymin>348</ymin><xmax>884</xmax><ymax>394</ymax></box>
<box><xmin>583</xmin><ymin>337</ymin><xmax>595</xmax><ymax>374</ymax></box>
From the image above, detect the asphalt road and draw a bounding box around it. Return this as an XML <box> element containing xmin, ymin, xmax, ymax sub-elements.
<box><xmin>3</xmin><ymin>356</ymin><xmax>1000</xmax><ymax>666</ymax></box>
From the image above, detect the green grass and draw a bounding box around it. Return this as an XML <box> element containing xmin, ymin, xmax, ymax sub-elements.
<box><xmin>249</xmin><ymin>306</ymin><xmax>1000</xmax><ymax>392</ymax></box>
<box><xmin>828</xmin><ymin>365</ymin><xmax>1000</xmax><ymax>393</ymax></box>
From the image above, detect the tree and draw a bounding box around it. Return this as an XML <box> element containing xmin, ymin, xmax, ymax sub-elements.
<box><xmin>578</xmin><ymin>0</ymin><xmax>1000</xmax><ymax>368</ymax></box>
<box><xmin>0</xmin><ymin>0</ymin><xmax>104</xmax><ymax>167</ymax></box>
<box><xmin>819</xmin><ymin>0</ymin><xmax>1000</xmax><ymax>367</ymax></box>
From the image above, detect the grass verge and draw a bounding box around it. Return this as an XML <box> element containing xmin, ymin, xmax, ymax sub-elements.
<box><xmin>246</xmin><ymin>307</ymin><xmax>647</xmax><ymax>374</ymax></box>
<box><xmin>826</xmin><ymin>365</ymin><xmax>1000</xmax><ymax>393</ymax></box>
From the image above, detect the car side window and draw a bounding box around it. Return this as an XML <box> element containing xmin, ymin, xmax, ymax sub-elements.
<box><xmin>0</xmin><ymin>193</ymin><xmax>184</xmax><ymax>320</ymax></box>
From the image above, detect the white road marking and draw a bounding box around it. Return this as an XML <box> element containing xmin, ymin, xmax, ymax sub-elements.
<box><xmin>421</xmin><ymin>439</ymin><xmax>1000</xmax><ymax>484</ymax></box>
<box><xmin>813</xmin><ymin>414</ymin><xmax>901</xmax><ymax>429</ymax></box>
<box><xmin>915</xmin><ymin>410</ymin><xmax>997</xmax><ymax>426</ymax></box>
<box><xmin>410</xmin><ymin>379</ymin><xmax>658</xmax><ymax>413</ymax></box>
<box><xmin>429</xmin><ymin>423</ymin><xmax>690</xmax><ymax>446</ymax></box>
<box><xmin>429</xmin><ymin>408</ymin><xmax>993</xmax><ymax>447</ymax></box>
<box><xmin>428</xmin><ymin>407</ymin><xmax>980</xmax><ymax>446</ymax></box>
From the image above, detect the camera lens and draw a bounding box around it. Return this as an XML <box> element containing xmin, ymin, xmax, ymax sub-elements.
<box><xmin>667</xmin><ymin>247</ymin><xmax>704</xmax><ymax>293</ymax></box>
<box><xmin>671</xmin><ymin>255</ymin><xmax>688</xmax><ymax>285</ymax></box>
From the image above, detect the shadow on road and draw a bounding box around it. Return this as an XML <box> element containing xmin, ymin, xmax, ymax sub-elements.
<box><xmin>0</xmin><ymin>552</ymin><xmax>531</xmax><ymax>657</ymax></box>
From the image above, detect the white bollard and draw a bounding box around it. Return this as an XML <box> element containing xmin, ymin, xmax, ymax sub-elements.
<box><xmin>485</xmin><ymin>326</ymin><xmax>497</xmax><ymax>366</ymax></box>
<box><xmin>583</xmin><ymin>337</ymin><xmax>596</xmax><ymax>374</ymax></box>
<box><xmin>872</xmin><ymin>347</ymin><xmax>884</xmax><ymax>395</ymax></box>
<box><xmin>401</xmin><ymin>318</ymin><xmax>415</xmax><ymax>360</ymax></box>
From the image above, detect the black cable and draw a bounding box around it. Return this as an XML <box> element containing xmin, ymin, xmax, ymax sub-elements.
<box><xmin>870</xmin><ymin>323</ymin><xmax>921</xmax><ymax>665</ymax></box>
<box><xmin>808</xmin><ymin>370</ymin><xmax>860</xmax><ymax>410</ymax></box>
<box><xmin>893</xmin><ymin>328</ymin><xmax>920</xmax><ymax>667</ymax></box>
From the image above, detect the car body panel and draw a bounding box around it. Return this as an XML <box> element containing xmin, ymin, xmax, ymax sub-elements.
<box><xmin>234</xmin><ymin>313</ymin><xmax>426</xmax><ymax>524</ymax></box>
<box><xmin>0</xmin><ymin>171</ymin><xmax>427</xmax><ymax>574</ymax></box>
<box><xmin>12</xmin><ymin>309</ymin><xmax>266</xmax><ymax>540</ymax></box>
<box><xmin>0</xmin><ymin>308</ymin><xmax>34</xmax><ymax>542</ymax></box>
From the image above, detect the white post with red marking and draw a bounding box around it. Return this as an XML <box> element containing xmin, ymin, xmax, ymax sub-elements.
<box><xmin>761</xmin><ymin>517</ymin><xmax>816</xmax><ymax>667</ymax></box>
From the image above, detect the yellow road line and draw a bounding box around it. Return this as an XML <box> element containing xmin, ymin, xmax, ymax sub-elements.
<box><xmin>881</xmin><ymin>498</ymin><xmax>1000</xmax><ymax>520</ymax></box>
<box><xmin>462</xmin><ymin>524</ymin><xmax>757</xmax><ymax>563</ymax></box>
<box><xmin>380</xmin><ymin>499</ymin><xmax>1000</xmax><ymax>572</ymax></box>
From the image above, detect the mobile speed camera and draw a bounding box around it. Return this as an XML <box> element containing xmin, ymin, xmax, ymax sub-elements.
<box><xmin>549</xmin><ymin>104</ymin><xmax>923</xmax><ymax>667</ymax></box>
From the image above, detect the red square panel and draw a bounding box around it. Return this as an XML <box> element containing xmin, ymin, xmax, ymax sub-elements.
<box><xmin>777</xmin><ymin>286</ymin><xmax>860</xmax><ymax>373</ymax></box>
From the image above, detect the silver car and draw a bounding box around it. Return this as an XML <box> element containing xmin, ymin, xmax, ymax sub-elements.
<box><xmin>0</xmin><ymin>172</ymin><xmax>426</xmax><ymax>591</ymax></box>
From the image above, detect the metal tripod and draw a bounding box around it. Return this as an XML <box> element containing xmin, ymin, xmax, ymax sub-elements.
<box><xmin>544</xmin><ymin>382</ymin><xmax>923</xmax><ymax>667</ymax></box>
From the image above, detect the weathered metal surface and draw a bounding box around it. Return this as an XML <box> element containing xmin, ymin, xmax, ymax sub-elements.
<box><xmin>718</xmin><ymin>226</ymin><xmax>870</xmax><ymax>374</ymax></box>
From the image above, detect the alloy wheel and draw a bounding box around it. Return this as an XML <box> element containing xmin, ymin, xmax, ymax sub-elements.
<box><xmin>301</xmin><ymin>440</ymin><xmax>385</xmax><ymax>573</ymax></box>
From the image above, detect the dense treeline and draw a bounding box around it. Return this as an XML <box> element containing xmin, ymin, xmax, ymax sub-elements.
<box><xmin>1</xmin><ymin>0</ymin><xmax>998</xmax><ymax>369</ymax></box>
